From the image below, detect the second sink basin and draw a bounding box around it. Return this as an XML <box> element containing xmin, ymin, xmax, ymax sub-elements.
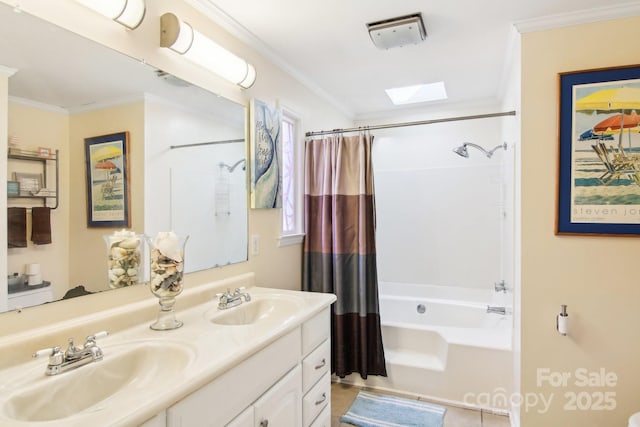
<box><xmin>208</xmin><ymin>294</ymin><xmax>304</xmax><ymax>326</ymax></box>
<box><xmin>2</xmin><ymin>340</ymin><xmax>195</xmax><ymax>422</ymax></box>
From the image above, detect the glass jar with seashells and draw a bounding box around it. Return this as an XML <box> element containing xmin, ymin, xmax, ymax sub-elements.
<box><xmin>147</xmin><ymin>232</ymin><xmax>189</xmax><ymax>330</ymax></box>
<box><xmin>104</xmin><ymin>230</ymin><xmax>144</xmax><ymax>289</ymax></box>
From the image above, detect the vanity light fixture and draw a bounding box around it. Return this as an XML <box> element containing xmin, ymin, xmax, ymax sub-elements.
<box><xmin>160</xmin><ymin>13</ymin><xmax>256</xmax><ymax>89</ymax></box>
<box><xmin>74</xmin><ymin>0</ymin><xmax>146</xmax><ymax>30</ymax></box>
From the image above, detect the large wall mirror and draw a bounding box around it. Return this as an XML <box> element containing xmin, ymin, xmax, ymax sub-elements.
<box><xmin>3</xmin><ymin>3</ymin><xmax>248</xmax><ymax>313</ymax></box>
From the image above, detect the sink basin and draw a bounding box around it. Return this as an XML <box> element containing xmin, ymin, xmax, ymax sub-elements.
<box><xmin>208</xmin><ymin>295</ymin><xmax>304</xmax><ymax>326</ymax></box>
<box><xmin>2</xmin><ymin>340</ymin><xmax>194</xmax><ymax>422</ymax></box>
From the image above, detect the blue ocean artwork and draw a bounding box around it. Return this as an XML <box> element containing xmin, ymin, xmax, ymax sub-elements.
<box><xmin>251</xmin><ymin>99</ymin><xmax>282</xmax><ymax>208</ymax></box>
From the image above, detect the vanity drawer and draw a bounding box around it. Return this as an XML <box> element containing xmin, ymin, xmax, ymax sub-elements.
<box><xmin>309</xmin><ymin>406</ymin><xmax>330</xmax><ymax>427</ymax></box>
<box><xmin>302</xmin><ymin>372</ymin><xmax>330</xmax><ymax>427</ymax></box>
<box><xmin>302</xmin><ymin>307</ymin><xmax>330</xmax><ymax>356</ymax></box>
<box><xmin>302</xmin><ymin>338</ymin><xmax>330</xmax><ymax>392</ymax></box>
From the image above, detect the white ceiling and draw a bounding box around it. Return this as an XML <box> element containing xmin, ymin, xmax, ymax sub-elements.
<box><xmin>193</xmin><ymin>0</ymin><xmax>640</xmax><ymax>118</ymax></box>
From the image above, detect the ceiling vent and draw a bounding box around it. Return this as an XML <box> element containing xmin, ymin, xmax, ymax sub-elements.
<box><xmin>367</xmin><ymin>13</ymin><xmax>426</xmax><ymax>50</ymax></box>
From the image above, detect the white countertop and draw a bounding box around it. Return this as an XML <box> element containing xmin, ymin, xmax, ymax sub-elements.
<box><xmin>0</xmin><ymin>279</ymin><xmax>335</xmax><ymax>426</ymax></box>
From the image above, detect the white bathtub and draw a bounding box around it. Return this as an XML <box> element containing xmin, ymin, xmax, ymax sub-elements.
<box><xmin>338</xmin><ymin>281</ymin><xmax>513</xmax><ymax>412</ymax></box>
<box><xmin>378</xmin><ymin>281</ymin><xmax>512</xmax><ymax>350</ymax></box>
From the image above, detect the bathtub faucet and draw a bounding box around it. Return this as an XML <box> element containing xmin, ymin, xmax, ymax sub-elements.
<box><xmin>486</xmin><ymin>305</ymin><xmax>507</xmax><ymax>315</ymax></box>
<box><xmin>494</xmin><ymin>280</ymin><xmax>508</xmax><ymax>293</ymax></box>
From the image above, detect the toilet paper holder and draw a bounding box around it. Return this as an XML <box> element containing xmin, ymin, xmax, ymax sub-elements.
<box><xmin>557</xmin><ymin>304</ymin><xmax>568</xmax><ymax>336</ymax></box>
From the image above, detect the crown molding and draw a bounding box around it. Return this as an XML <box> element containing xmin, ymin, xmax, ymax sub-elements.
<box><xmin>185</xmin><ymin>0</ymin><xmax>354</xmax><ymax>118</ymax></box>
<box><xmin>66</xmin><ymin>94</ymin><xmax>146</xmax><ymax>114</ymax></box>
<box><xmin>8</xmin><ymin>96</ymin><xmax>69</xmax><ymax>114</ymax></box>
<box><xmin>514</xmin><ymin>2</ymin><xmax>640</xmax><ymax>33</ymax></box>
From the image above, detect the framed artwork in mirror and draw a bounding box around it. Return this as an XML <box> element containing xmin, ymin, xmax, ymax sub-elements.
<box><xmin>84</xmin><ymin>131</ymin><xmax>131</xmax><ymax>227</ymax></box>
<box><xmin>557</xmin><ymin>64</ymin><xmax>640</xmax><ymax>236</ymax></box>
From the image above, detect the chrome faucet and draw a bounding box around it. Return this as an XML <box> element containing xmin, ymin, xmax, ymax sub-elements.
<box><xmin>33</xmin><ymin>331</ymin><xmax>108</xmax><ymax>376</ymax></box>
<box><xmin>486</xmin><ymin>306</ymin><xmax>507</xmax><ymax>315</ymax></box>
<box><xmin>217</xmin><ymin>287</ymin><xmax>251</xmax><ymax>310</ymax></box>
<box><xmin>494</xmin><ymin>280</ymin><xmax>508</xmax><ymax>293</ymax></box>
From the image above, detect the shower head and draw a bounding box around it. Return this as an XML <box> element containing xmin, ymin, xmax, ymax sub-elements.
<box><xmin>219</xmin><ymin>158</ymin><xmax>247</xmax><ymax>172</ymax></box>
<box><xmin>452</xmin><ymin>145</ymin><xmax>469</xmax><ymax>158</ymax></box>
<box><xmin>453</xmin><ymin>142</ymin><xmax>507</xmax><ymax>158</ymax></box>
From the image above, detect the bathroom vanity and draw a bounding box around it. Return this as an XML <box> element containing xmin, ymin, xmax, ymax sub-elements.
<box><xmin>0</xmin><ymin>273</ymin><xmax>335</xmax><ymax>427</ymax></box>
<box><xmin>163</xmin><ymin>305</ymin><xmax>331</xmax><ymax>426</ymax></box>
<box><xmin>7</xmin><ymin>282</ymin><xmax>54</xmax><ymax>310</ymax></box>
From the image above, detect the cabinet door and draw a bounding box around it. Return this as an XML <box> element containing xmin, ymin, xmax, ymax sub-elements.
<box><xmin>226</xmin><ymin>407</ymin><xmax>254</xmax><ymax>427</ymax></box>
<box><xmin>167</xmin><ymin>329</ymin><xmax>300</xmax><ymax>427</ymax></box>
<box><xmin>253</xmin><ymin>365</ymin><xmax>301</xmax><ymax>427</ymax></box>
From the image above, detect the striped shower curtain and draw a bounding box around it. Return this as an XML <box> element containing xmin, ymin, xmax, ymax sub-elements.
<box><xmin>302</xmin><ymin>133</ymin><xmax>387</xmax><ymax>379</ymax></box>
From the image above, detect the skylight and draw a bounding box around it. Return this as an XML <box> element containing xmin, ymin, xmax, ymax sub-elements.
<box><xmin>385</xmin><ymin>82</ymin><xmax>447</xmax><ymax>105</ymax></box>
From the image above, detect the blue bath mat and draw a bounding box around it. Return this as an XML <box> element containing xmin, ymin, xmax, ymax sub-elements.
<box><xmin>340</xmin><ymin>391</ymin><xmax>446</xmax><ymax>427</ymax></box>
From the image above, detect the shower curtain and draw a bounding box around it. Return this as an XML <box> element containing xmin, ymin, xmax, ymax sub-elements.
<box><xmin>302</xmin><ymin>133</ymin><xmax>387</xmax><ymax>379</ymax></box>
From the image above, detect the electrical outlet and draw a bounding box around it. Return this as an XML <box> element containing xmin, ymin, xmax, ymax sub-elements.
<box><xmin>251</xmin><ymin>235</ymin><xmax>260</xmax><ymax>256</ymax></box>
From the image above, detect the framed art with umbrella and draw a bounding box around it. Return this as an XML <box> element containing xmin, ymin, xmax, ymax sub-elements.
<box><xmin>84</xmin><ymin>132</ymin><xmax>131</xmax><ymax>227</ymax></box>
<box><xmin>557</xmin><ymin>64</ymin><xmax>640</xmax><ymax>235</ymax></box>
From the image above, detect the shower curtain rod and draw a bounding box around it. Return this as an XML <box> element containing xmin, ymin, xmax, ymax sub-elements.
<box><xmin>170</xmin><ymin>138</ymin><xmax>245</xmax><ymax>149</ymax></box>
<box><xmin>304</xmin><ymin>111</ymin><xmax>516</xmax><ymax>137</ymax></box>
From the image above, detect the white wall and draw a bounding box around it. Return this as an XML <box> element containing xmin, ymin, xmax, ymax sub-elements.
<box><xmin>144</xmin><ymin>95</ymin><xmax>247</xmax><ymax>272</ymax></box>
<box><xmin>369</xmin><ymin>114</ymin><xmax>509</xmax><ymax>293</ymax></box>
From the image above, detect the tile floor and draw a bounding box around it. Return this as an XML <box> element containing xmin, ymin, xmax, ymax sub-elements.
<box><xmin>331</xmin><ymin>382</ymin><xmax>511</xmax><ymax>427</ymax></box>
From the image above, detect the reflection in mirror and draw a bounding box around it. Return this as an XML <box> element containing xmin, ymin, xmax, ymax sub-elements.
<box><xmin>2</xmin><ymin>3</ymin><xmax>248</xmax><ymax>313</ymax></box>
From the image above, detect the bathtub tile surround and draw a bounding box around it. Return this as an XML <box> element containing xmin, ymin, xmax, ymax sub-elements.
<box><xmin>372</xmin><ymin>120</ymin><xmax>508</xmax><ymax>291</ymax></box>
<box><xmin>363</xmin><ymin>117</ymin><xmax>515</xmax><ymax>415</ymax></box>
<box><xmin>331</xmin><ymin>383</ymin><xmax>510</xmax><ymax>427</ymax></box>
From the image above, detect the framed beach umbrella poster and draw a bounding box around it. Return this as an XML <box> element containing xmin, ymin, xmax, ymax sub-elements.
<box><xmin>84</xmin><ymin>132</ymin><xmax>131</xmax><ymax>227</ymax></box>
<box><xmin>557</xmin><ymin>64</ymin><xmax>640</xmax><ymax>235</ymax></box>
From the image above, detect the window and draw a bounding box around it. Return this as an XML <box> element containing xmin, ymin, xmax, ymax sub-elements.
<box><xmin>279</xmin><ymin>109</ymin><xmax>304</xmax><ymax>246</ymax></box>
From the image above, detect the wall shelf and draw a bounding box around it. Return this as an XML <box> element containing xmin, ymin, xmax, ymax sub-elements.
<box><xmin>7</xmin><ymin>149</ymin><xmax>59</xmax><ymax>209</ymax></box>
